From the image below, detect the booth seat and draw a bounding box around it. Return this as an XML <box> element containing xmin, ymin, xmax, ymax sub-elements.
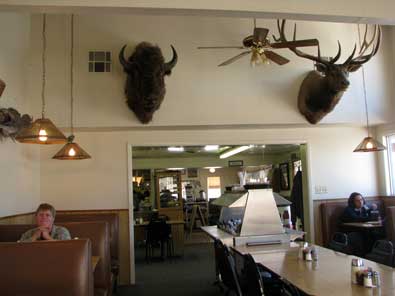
<box><xmin>0</xmin><ymin>221</ymin><xmax>112</xmax><ymax>296</ymax></box>
<box><xmin>320</xmin><ymin>197</ymin><xmax>395</xmax><ymax>247</ymax></box>
<box><xmin>0</xmin><ymin>239</ymin><xmax>94</xmax><ymax>296</ymax></box>
<box><xmin>59</xmin><ymin>221</ymin><xmax>112</xmax><ymax>296</ymax></box>
<box><xmin>55</xmin><ymin>212</ymin><xmax>120</xmax><ymax>279</ymax></box>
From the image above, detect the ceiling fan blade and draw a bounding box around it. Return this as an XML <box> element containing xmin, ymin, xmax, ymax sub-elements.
<box><xmin>197</xmin><ymin>46</ymin><xmax>245</xmax><ymax>49</ymax></box>
<box><xmin>264</xmin><ymin>51</ymin><xmax>290</xmax><ymax>65</ymax></box>
<box><xmin>271</xmin><ymin>39</ymin><xmax>319</xmax><ymax>49</ymax></box>
<box><xmin>253</xmin><ymin>28</ymin><xmax>269</xmax><ymax>43</ymax></box>
<box><xmin>218</xmin><ymin>51</ymin><xmax>251</xmax><ymax>66</ymax></box>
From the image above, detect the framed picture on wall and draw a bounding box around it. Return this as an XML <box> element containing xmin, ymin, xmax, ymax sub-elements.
<box><xmin>187</xmin><ymin>168</ymin><xmax>198</xmax><ymax>178</ymax></box>
<box><xmin>279</xmin><ymin>162</ymin><xmax>290</xmax><ymax>190</ymax></box>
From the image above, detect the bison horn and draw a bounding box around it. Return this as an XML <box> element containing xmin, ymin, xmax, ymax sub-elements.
<box><xmin>164</xmin><ymin>45</ymin><xmax>178</xmax><ymax>74</ymax></box>
<box><xmin>119</xmin><ymin>45</ymin><xmax>133</xmax><ymax>71</ymax></box>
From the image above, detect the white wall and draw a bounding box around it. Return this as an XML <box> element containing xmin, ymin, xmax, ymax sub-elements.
<box><xmin>0</xmin><ymin>12</ymin><xmax>41</xmax><ymax>217</ymax></box>
<box><xmin>28</xmin><ymin>14</ymin><xmax>395</xmax><ymax>128</ymax></box>
<box><xmin>39</xmin><ymin>126</ymin><xmax>378</xmax><ymax>208</ymax></box>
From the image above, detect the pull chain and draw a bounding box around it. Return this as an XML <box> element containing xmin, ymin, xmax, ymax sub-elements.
<box><xmin>358</xmin><ymin>24</ymin><xmax>370</xmax><ymax>137</ymax></box>
<box><xmin>41</xmin><ymin>14</ymin><xmax>47</xmax><ymax>118</ymax></box>
<box><xmin>70</xmin><ymin>14</ymin><xmax>74</xmax><ymax>137</ymax></box>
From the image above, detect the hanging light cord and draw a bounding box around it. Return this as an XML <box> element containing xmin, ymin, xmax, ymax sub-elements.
<box><xmin>70</xmin><ymin>14</ymin><xmax>75</xmax><ymax>136</ymax></box>
<box><xmin>358</xmin><ymin>24</ymin><xmax>370</xmax><ymax>137</ymax></box>
<box><xmin>41</xmin><ymin>14</ymin><xmax>47</xmax><ymax>119</ymax></box>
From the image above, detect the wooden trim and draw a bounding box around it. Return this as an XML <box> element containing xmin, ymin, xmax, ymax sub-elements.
<box><xmin>57</xmin><ymin>209</ymin><xmax>129</xmax><ymax>213</ymax></box>
<box><xmin>0</xmin><ymin>212</ymin><xmax>34</xmax><ymax>220</ymax></box>
<box><xmin>1</xmin><ymin>209</ymin><xmax>129</xmax><ymax>220</ymax></box>
<box><xmin>313</xmin><ymin>195</ymin><xmax>395</xmax><ymax>203</ymax></box>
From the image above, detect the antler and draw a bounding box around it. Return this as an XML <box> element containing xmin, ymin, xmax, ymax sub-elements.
<box><xmin>343</xmin><ymin>25</ymin><xmax>381</xmax><ymax>67</ymax></box>
<box><xmin>275</xmin><ymin>19</ymin><xmax>377</xmax><ymax>66</ymax></box>
<box><xmin>275</xmin><ymin>19</ymin><xmax>330</xmax><ymax>65</ymax></box>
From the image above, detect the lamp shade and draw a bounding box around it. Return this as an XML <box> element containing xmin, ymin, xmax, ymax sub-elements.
<box><xmin>16</xmin><ymin>118</ymin><xmax>67</xmax><ymax>144</ymax></box>
<box><xmin>53</xmin><ymin>136</ymin><xmax>91</xmax><ymax>160</ymax></box>
<box><xmin>353</xmin><ymin>136</ymin><xmax>386</xmax><ymax>152</ymax></box>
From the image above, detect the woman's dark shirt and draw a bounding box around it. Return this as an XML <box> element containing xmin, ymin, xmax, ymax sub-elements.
<box><xmin>341</xmin><ymin>206</ymin><xmax>372</xmax><ymax>223</ymax></box>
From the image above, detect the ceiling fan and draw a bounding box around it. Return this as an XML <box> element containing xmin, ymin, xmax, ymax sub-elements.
<box><xmin>197</xmin><ymin>19</ymin><xmax>319</xmax><ymax>67</ymax></box>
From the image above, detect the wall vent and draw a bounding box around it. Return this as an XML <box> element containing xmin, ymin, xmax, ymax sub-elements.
<box><xmin>88</xmin><ymin>51</ymin><xmax>111</xmax><ymax>72</ymax></box>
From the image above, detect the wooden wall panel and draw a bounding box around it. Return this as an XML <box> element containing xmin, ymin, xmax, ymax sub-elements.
<box><xmin>0</xmin><ymin>212</ymin><xmax>34</xmax><ymax>224</ymax></box>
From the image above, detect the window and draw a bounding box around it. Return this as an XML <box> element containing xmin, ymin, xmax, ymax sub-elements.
<box><xmin>89</xmin><ymin>51</ymin><xmax>111</xmax><ymax>72</ymax></box>
<box><xmin>207</xmin><ymin>176</ymin><xmax>221</xmax><ymax>199</ymax></box>
<box><xmin>386</xmin><ymin>135</ymin><xmax>395</xmax><ymax>194</ymax></box>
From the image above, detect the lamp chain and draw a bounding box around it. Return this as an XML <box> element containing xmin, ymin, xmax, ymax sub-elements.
<box><xmin>358</xmin><ymin>24</ymin><xmax>370</xmax><ymax>137</ymax></box>
<box><xmin>41</xmin><ymin>14</ymin><xmax>47</xmax><ymax>119</ymax></box>
<box><xmin>70</xmin><ymin>14</ymin><xmax>74</xmax><ymax>136</ymax></box>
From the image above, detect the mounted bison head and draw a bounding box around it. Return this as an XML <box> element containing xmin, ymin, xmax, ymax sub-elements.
<box><xmin>119</xmin><ymin>42</ymin><xmax>178</xmax><ymax>124</ymax></box>
<box><xmin>275</xmin><ymin>20</ymin><xmax>381</xmax><ymax>124</ymax></box>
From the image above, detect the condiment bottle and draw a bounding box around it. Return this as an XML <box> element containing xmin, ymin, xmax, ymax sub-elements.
<box><xmin>351</xmin><ymin>258</ymin><xmax>364</xmax><ymax>284</ymax></box>
<box><xmin>364</xmin><ymin>271</ymin><xmax>373</xmax><ymax>288</ymax></box>
<box><xmin>373</xmin><ymin>271</ymin><xmax>381</xmax><ymax>287</ymax></box>
<box><xmin>298</xmin><ymin>242</ymin><xmax>307</xmax><ymax>260</ymax></box>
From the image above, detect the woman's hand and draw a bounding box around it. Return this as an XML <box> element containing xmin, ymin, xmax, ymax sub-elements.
<box><xmin>30</xmin><ymin>229</ymin><xmax>42</xmax><ymax>241</ymax></box>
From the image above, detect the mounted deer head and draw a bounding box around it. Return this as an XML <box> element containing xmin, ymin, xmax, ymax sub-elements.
<box><xmin>275</xmin><ymin>20</ymin><xmax>381</xmax><ymax>124</ymax></box>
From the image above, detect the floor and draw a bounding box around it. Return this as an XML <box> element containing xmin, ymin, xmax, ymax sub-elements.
<box><xmin>118</xmin><ymin>233</ymin><xmax>220</xmax><ymax>296</ymax></box>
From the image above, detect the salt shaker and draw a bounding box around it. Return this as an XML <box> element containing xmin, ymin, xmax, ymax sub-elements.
<box><xmin>351</xmin><ymin>258</ymin><xmax>364</xmax><ymax>284</ymax></box>
<box><xmin>305</xmin><ymin>249</ymin><xmax>312</xmax><ymax>261</ymax></box>
<box><xmin>311</xmin><ymin>246</ymin><xmax>318</xmax><ymax>261</ymax></box>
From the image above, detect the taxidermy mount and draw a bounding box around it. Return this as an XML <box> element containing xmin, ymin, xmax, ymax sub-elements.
<box><xmin>119</xmin><ymin>42</ymin><xmax>178</xmax><ymax>124</ymax></box>
<box><xmin>275</xmin><ymin>20</ymin><xmax>381</xmax><ymax>124</ymax></box>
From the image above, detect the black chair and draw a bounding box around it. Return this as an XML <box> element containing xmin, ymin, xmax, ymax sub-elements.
<box><xmin>328</xmin><ymin>232</ymin><xmax>350</xmax><ymax>254</ymax></box>
<box><xmin>145</xmin><ymin>217</ymin><xmax>174</xmax><ymax>262</ymax></box>
<box><xmin>214</xmin><ymin>239</ymin><xmax>242</xmax><ymax>296</ymax></box>
<box><xmin>365</xmin><ymin>240</ymin><xmax>394</xmax><ymax>267</ymax></box>
<box><xmin>242</xmin><ymin>254</ymin><xmax>265</xmax><ymax>296</ymax></box>
<box><xmin>239</xmin><ymin>254</ymin><xmax>286</xmax><ymax>296</ymax></box>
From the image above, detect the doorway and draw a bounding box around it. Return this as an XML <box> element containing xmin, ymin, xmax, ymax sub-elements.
<box><xmin>127</xmin><ymin>143</ymin><xmax>310</xmax><ymax>285</ymax></box>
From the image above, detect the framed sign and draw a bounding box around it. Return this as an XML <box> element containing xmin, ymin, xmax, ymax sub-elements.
<box><xmin>228</xmin><ymin>160</ymin><xmax>243</xmax><ymax>167</ymax></box>
<box><xmin>279</xmin><ymin>162</ymin><xmax>290</xmax><ymax>190</ymax></box>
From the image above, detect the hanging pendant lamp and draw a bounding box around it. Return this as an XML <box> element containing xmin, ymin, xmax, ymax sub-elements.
<box><xmin>53</xmin><ymin>15</ymin><xmax>91</xmax><ymax>160</ymax></box>
<box><xmin>16</xmin><ymin>14</ymin><xmax>66</xmax><ymax>144</ymax></box>
<box><xmin>354</xmin><ymin>25</ymin><xmax>386</xmax><ymax>153</ymax></box>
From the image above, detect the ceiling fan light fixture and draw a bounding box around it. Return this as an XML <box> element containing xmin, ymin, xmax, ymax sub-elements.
<box><xmin>250</xmin><ymin>49</ymin><xmax>262</xmax><ymax>67</ymax></box>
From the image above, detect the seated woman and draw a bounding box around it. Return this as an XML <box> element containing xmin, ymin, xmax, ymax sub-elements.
<box><xmin>20</xmin><ymin>203</ymin><xmax>71</xmax><ymax>242</ymax></box>
<box><xmin>341</xmin><ymin>192</ymin><xmax>380</xmax><ymax>256</ymax></box>
<box><xmin>341</xmin><ymin>192</ymin><xmax>377</xmax><ymax>223</ymax></box>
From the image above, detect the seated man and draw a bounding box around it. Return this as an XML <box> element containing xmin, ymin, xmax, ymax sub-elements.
<box><xmin>341</xmin><ymin>192</ymin><xmax>377</xmax><ymax>223</ymax></box>
<box><xmin>20</xmin><ymin>203</ymin><xmax>71</xmax><ymax>242</ymax></box>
